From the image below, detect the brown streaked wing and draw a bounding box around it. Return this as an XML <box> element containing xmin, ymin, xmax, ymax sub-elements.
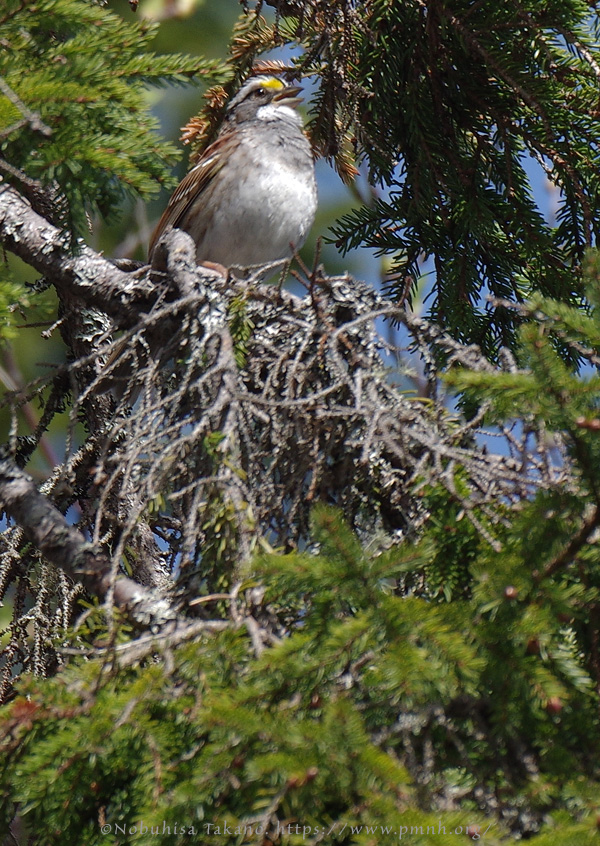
<box><xmin>148</xmin><ymin>132</ymin><xmax>229</xmax><ymax>257</ymax></box>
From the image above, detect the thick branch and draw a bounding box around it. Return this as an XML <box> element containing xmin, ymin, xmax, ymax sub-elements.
<box><xmin>0</xmin><ymin>450</ymin><xmax>177</xmax><ymax>627</ymax></box>
<box><xmin>0</xmin><ymin>182</ymin><xmax>158</xmax><ymax>325</ymax></box>
<box><xmin>0</xmin><ymin>182</ymin><xmax>228</xmax><ymax>330</ymax></box>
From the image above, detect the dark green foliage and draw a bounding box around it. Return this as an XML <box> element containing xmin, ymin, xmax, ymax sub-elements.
<box><xmin>446</xmin><ymin>259</ymin><xmax>600</xmax><ymax>445</ymax></box>
<box><xmin>180</xmin><ymin>0</ymin><xmax>600</xmax><ymax>353</ymax></box>
<box><xmin>0</xmin><ymin>0</ymin><xmax>224</xmax><ymax>240</ymax></box>
<box><xmin>319</xmin><ymin>0</ymin><xmax>600</xmax><ymax>354</ymax></box>
<box><xmin>4</xmin><ymin>2</ymin><xmax>600</xmax><ymax>843</ymax></box>
<box><xmin>1</xmin><ymin>493</ymin><xmax>600</xmax><ymax>844</ymax></box>
<box><xmin>419</xmin><ymin>481</ymin><xmax>482</xmax><ymax>601</ymax></box>
<box><xmin>6</xmin><ymin>262</ymin><xmax>600</xmax><ymax>841</ymax></box>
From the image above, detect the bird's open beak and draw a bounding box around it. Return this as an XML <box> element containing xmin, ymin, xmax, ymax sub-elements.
<box><xmin>272</xmin><ymin>84</ymin><xmax>303</xmax><ymax>108</ymax></box>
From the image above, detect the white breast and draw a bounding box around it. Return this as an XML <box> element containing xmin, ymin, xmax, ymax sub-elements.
<box><xmin>194</xmin><ymin>116</ymin><xmax>317</xmax><ymax>269</ymax></box>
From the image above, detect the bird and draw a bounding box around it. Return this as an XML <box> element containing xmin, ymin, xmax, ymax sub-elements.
<box><xmin>148</xmin><ymin>75</ymin><xmax>318</xmax><ymax>274</ymax></box>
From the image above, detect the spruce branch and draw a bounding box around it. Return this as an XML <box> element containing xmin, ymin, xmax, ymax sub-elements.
<box><xmin>0</xmin><ymin>184</ymin><xmax>153</xmax><ymax>325</ymax></box>
<box><xmin>0</xmin><ymin>184</ymin><xmax>224</xmax><ymax>328</ymax></box>
<box><xmin>0</xmin><ymin>74</ymin><xmax>52</xmax><ymax>138</ymax></box>
<box><xmin>533</xmin><ymin>505</ymin><xmax>600</xmax><ymax>585</ymax></box>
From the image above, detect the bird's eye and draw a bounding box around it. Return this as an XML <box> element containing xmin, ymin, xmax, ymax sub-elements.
<box><xmin>254</xmin><ymin>87</ymin><xmax>265</xmax><ymax>97</ymax></box>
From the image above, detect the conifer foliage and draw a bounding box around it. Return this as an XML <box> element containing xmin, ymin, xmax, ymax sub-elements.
<box><xmin>0</xmin><ymin>0</ymin><xmax>221</xmax><ymax>237</ymax></box>
<box><xmin>257</xmin><ymin>0</ymin><xmax>600</xmax><ymax>354</ymax></box>
<box><xmin>1</xmin><ymin>1</ymin><xmax>600</xmax><ymax>844</ymax></box>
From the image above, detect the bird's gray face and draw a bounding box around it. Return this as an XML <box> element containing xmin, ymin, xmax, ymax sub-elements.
<box><xmin>227</xmin><ymin>76</ymin><xmax>303</xmax><ymax>124</ymax></box>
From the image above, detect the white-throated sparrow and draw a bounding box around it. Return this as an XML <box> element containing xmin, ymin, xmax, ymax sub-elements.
<box><xmin>149</xmin><ymin>75</ymin><xmax>317</xmax><ymax>272</ymax></box>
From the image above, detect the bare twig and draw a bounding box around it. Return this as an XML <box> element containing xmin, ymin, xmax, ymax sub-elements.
<box><xmin>0</xmin><ymin>182</ymin><xmax>573</xmax><ymax>698</ymax></box>
<box><xmin>0</xmin><ymin>449</ymin><xmax>177</xmax><ymax>627</ymax></box>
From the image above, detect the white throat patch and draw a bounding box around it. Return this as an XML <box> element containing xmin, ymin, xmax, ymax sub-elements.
<box><xmin>257</xmin><ymin>103</ymin><xmax>302</xmax><ymax>126</ymax></box>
